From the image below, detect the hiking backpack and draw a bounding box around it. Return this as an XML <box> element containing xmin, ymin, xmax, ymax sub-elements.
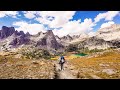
<box><xmin>60</xmin><ymin>56</ymin><xmax>65</xmax><ymax>63</ymax></box>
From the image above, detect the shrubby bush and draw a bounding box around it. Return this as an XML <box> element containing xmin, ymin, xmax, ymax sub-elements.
<box><xmin>41</xmin><ymin>50</ymin><xmax>51</xmax><ymax>59</ymax></box>
<box><xmin>21</xmin><ymin>48</ymin><xmax>51</xmax><ymax>60</ymax></box>
<box><xmin>65</xmin><ymin>44</ymin><xmax>78</xmax><ymax>52</ymax></box>
<box><xmin>89</xmin><ymin>48</ymin><xmax>104</xmax><ymax>53</ymax></box>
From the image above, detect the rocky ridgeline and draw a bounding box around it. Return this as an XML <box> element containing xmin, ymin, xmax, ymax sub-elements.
<box><xmin>0</xmin><ymin>24</ymin><xmax>120</xmax><ymax>52</ymax></box>
<box><xmin>96</xmin><ymin>24</ymin><xmax>120</xmax><ymax>41</ymax></box>
<box><xmin>0</xmin><ymin>26</ymin><xmax>64</xmax><ymax>52</ymax></box>
<box><xmin>36</xmin><ymin>30</ymin><xmax>64</xmax><ymax>50</ymax></box>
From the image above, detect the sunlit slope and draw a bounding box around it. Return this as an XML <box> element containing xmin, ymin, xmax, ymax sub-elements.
<box><xmin>0</xmin><ymin>55</ymin><xmax>55</xmax><ymax>79</ymax></box>
<box><xmin>69</xmin><ymin>49</ymin><xmax>120</xmax><ymax>79</ymax></box>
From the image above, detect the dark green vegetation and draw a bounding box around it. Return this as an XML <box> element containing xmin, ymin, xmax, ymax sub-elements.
<box><xmin>65</xmin><ymin>44</ymin><xmax>106</xmax><ymax>56</ymax></box>
<box><xmin>21</xmin><ymin>48</ymin><xmax>51</xmax><ymax>60</ymax></box>
<box><xmin>65</xmin><ymin>44</ymin><xmax>78</xmax><ymax>52</ymax></box>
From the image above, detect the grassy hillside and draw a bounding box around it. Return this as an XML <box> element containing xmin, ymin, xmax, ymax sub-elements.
<box><xmin>0</xmin><ymin>55</ymin><xmax>55</xmax><ymax>79</ymax></box>
<box><xmin>68</xmin><ymin>49</ymin><xmax>120</xmax><ymax>79</ymax></box>
<box><xmin>0</xmin><ymin>47</ymin><xmax>120</xmax><ymax>79</ymax></box>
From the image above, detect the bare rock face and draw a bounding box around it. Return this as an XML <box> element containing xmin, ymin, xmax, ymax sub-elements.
<box><xmin>36</xmin><ymin>38</ymin><xmax>47</xmax><ymax>47</ymax></box>
<box><xmin>72</xmin><ymin>35</ymin><xmax>81</xmax><ymax>39</ymax></box>
<box><xmin>96</xmin><ymin>24</ymin><xmax>120</xmax><ymax>41</ymax></box>
<box><xmin>36</xmin><ymin>30</ymin><xmax>64</xmax><ymax>50</ymax></box>
<box><xmin>26</xmin><ymin>32</ymin><xmax>31</xmax><ymax>36</ymax></box>
<box><xmin>0</xmin><ymin>26</ymin><xmax>15</xmax><ymax>39</ymax></box>
<box><xmin>77</xmin><ymin>36</ymin><xmax>113</xmax><ymax>50</ymax></box>
<box><xmin>59</xmin><ymin>33</ymin><xmax>89</xmax><ymax>45</ymax></box>
<box><xmin>55</xmin><ymin>35</ymin><xmax>61</xmax><ymax>41</ymax></box>
<box><xmin>0</xmin><ymin>26</ymin><xmax>64</xmax><ymax>51</ymax></box>
<box><xmin>93</xmin><ymin>24</ymin><xmax>120</xmax><ymax>48</ymax></box>
<box><xmin>0</xmin><ymin>26</ymin><xmax>27</xmax><ymax>39</ymax></box>
<box><xmin>0</xmin><ymin>26</ymin><xmax>30</xmax><ymax>49</ymax></box>
<box><xmin>46</xmin><ymin>30</ymin><xmax>59</xmax><ymax>50</ymax></box>
<box><xmin>18</xmin><ymin>31</ymin><xmax>25</xmax><ymax>36</ymax></box>
<box><xmin>9</xmin><ymin>35</ymin><xmax>30</xmax><ymax>46</ymax></box>
<box><xmin>75</xmin><ymin>24</ymin><xmax>120</xmax><ymax>50</ymax></box>
<box><xmin>8</xmin><ymin>29</ymin><xmax>30</xmax><ymax>47</ymax></box>
<box><xmin>110</xmin><ymin>40</ymin><xmax>120</xmax><ymax>48</ymax></box>
<box><xmin>85</xmin><ymin>36</ymin><xmax>112</xmax><ymax>50</ymax></box>
<box><xmin>61</xmin><ymin>34</ymin><xmax>73</xmax><ymax>42</ymax></box>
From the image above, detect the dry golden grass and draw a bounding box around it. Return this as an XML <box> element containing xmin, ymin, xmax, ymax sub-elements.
<box><xmin>0</xmin><ymin>55</ymin><xmax>55</xmax><ymax>79</ymax></box>
<box><xmin>68</xmin><ymin>49</ymin><xmax>120</xmax><ymax>79</ymax></box>
<box><xmin>1</xmin><ymin>48</ymin><xmax>120</xmax><ymax>79</ymax></box>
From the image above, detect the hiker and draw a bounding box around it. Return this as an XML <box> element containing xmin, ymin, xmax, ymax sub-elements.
<box><xmin>59</xmin><ymin>55</ymin><xmax>65</xmax><ymax>71</ymax></box>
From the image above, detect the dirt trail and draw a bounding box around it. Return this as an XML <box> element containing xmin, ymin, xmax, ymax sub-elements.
<box><xmin>53</xmin><ymin>61</ymin><xmax>77</xmax><ymax>79</ymax></box>
<box><xmin>53</xmin><ymin>60</ymin><xmax>103</xmax><ymax>79</ymax></box>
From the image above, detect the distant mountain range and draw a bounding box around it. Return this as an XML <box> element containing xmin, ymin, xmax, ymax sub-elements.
<box><xmin>0</xmin><ymin>24</ymin><xmax>120</xmax><ymax>52</ymax></box>
<box><xmin>0</xmin><ymin>26</ymin><xmax>64</xmax><ymax>52</ymax></box>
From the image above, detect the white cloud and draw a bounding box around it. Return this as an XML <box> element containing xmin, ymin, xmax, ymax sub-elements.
<box><xmin>94</xmin><ymin>11</ymin><xmax>119</xmax><ymax>23</ymax></box>
<box><xmin>94</xmin><ymin>13</ymin><xmax>106</xmax><ymax>23</ymax></box>
<box><xmin>100</xmin><ymin>21</ymin><xmax>115</xmax><ymax>29</ymax></box>
<box><xmin>105</xmin><ymin>11</ymin><xmax>119</xmax><ymax>21</ymax></box>
<box><xmin>0</xmin><ymin>11</ymin><xmax>18</xmax><ymax>18</ymax></box>
<box><xmin>14</xmin><ymin>11</ymin><xmax>97</xmax><ymax>37</ymax></box>
<box><xmin>36</xmin><ymin>17</ymin><xmax>51</xmax><ymax>24</ymax></box>
<box><xmin>35</xmin><ymin>11</ymin><xmax>76</xmax><ymax>28</ymax></box>
<box><xmin>13</xmin><ymin>21</ymin><xmax>46</xmax><ymax>35</ymax></box>
<box><xmin>23</xmin><ymin>11</ymin><xmax>37</xmax><ymax>19</ymax></box>
<box><xmin>53</xmin><ymin>20</ymin><xmax>81</xmax><ymax>37</ymax></box>
<box><xmin>53</xmin><ymin>18</ymin><xmax>96</xmax><ymax>37</ymax></box>
<box><xmin>22</xmin><ymin>11</ymin><xmax>97</xmax><ymax>37</ymax></box>
<box><xmin>11</xmin><ymin>11</ymin><xmax>119</xmax><ymax>37</ymax></box>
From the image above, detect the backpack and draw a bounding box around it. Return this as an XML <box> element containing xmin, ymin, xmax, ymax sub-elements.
<box><xmin>60</xmin><ymin>56</ymin><xmax>65</xmax><ymax>63</ymax></box>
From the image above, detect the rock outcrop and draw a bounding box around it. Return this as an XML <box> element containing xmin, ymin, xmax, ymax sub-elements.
<box><xmin>77</xmin><ymin>36</ymin><xmax>113</xmax><ymax>50</ymax></box>
<box><xmin>0</xmin><ymin>26</ymin><xmax>30</xmax><ymax>49</ymax></box>
<box><xmin>96</xmin><ymin>24</ymin><xmax>120</xmax><ymax>41</ymax></box>
<box><xmin>9</xmin><ymin>35</ymin><xmax>30</xmax><ymax>46</ymax></box>
<box><xmin>84</xmin><ymin>36</ymin><xmax>113</xmax><ymax>50</ymax></box>
<box><xmin>36</xmin><ymin>30</ymin><xmax>64</xmax><ymax>50</ymax></box>
<box><xmin>0</xmin><ymin>26</ymin><xmax>15</xmax><ymax>39</ymax></box>
<box><xmin>61</xmin><ymin>34</ymin><xmax>73</xmax><ymax>42</ymax></box>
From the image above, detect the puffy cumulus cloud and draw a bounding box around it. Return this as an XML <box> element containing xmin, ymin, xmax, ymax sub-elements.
<box><xmin>94</xmin><ymin>11</ymin><xmax>119</xmax><ymax>23</ymax></box>
<box><xmin>22</xmin><ymin>11</ymin><xmax>97</xmax><ymax>37</ymax></box>
<box><xmin>105</xmin><ymin>11</ymin><xmax>119</xmax><ymax>21</ymax></box>
<box><xmin>53</xmin><ymin>18</ymin><xmax>96</xmax><ymax>37</ymax></box>
<box><xmin>16</xmin><ymin>11</ymin><xmax>97</xmax><ymax>37</ymax></box>
<box><xmin>36</xmin><ymin>17</ymin><xmax>51</xmax><ymax>25</ymax></box>
<box><xmin>79</xmin><ymin>18</ymin><xmax>96</xmax><ymax>32</ymax></box>
<box><xmin>0</xmin><ymin>11</ymin><xmax>18</xmax><ymax>18</ymax></box>
<box><xmin>19</xmin><ymin>11</ymin><xmax>119</xmax><ymax>37</ymax></box>
<box><xmin>94</xmin><ymin>13</ymin><xmax>106</xmax><ymax>23</ymax></box>
<box><xmin>35</xmin><ymin>11</ymin><xmax>76</xmax><ymax>28</ymax></box>
<box><xmin>13</xmin><ymin>21</ymin><xmax>46</xmax><ymax>35</ymax></box>
<box><xmin>100</xmin><ymin>21</ymin><xmax>115</xmax><ymax>29</ymax></box>
<box><xmin>23</xmin><ymin>11</ymin><xmax>37</xmax><ymax>19</ymax></box>
<box><xmin>53</xmin><ymin>20</ymin><xmax>81</xmax><ymax>37</ymax></box>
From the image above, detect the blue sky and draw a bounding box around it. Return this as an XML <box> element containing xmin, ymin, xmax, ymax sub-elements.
<box><xmin>0</xmin><ymin>11</ymin><xmax>120</xmax><ymax>37</ymax></box>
